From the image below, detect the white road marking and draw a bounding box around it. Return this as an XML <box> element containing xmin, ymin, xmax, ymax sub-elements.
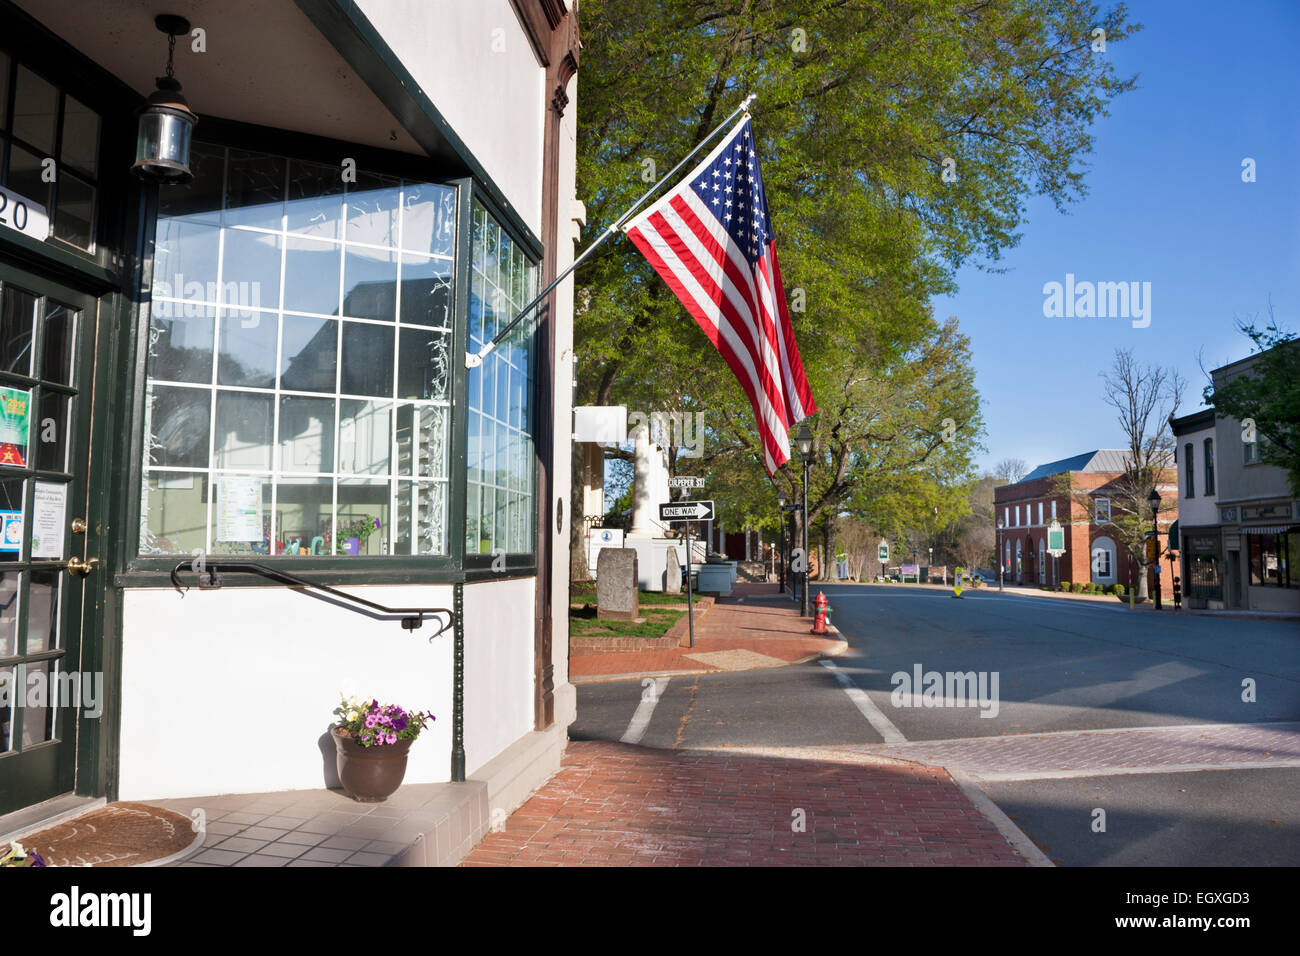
<box><xmin>819</xmin><ymin>659</ymin><xmax>907</xmax><ymax>743</ymax></box>
<box><xmin>853</xmin><ymin>720</ymin><xmax>1300</xmax><ymax>749</ymax></box>
<box><xmin>620</xmin><ymin>677</ymin><xmax>670</xmax><ymax>744</ymax></box>
<box><xmin>948</xmin><ymin>769</ymin><xmax>1054</xmax><ymax>867</ymax></box>
<box><xmin>974</xmin><ymin>760</ymin><xmax>1300</xmax><ymax>782</ymax></box>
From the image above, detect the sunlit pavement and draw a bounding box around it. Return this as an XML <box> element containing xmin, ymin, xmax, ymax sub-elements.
<box><xmin>556</xmin><ymin>584</ymin><xmax>1300</xmax><ymax>865</ymax></box>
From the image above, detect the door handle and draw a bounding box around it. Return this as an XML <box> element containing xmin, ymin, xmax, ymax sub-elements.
<box><xmin>65</xmin><ymin>556</ymin><xmax>99</xmax><ymax>577</ymax></box>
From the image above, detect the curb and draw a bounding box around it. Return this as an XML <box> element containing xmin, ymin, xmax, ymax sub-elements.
<box><xmin>570</xmin><ymin>637</ymin><xmax>850</xmax><ymax>685</ymax></box>
<box><xmin>947</xmin><ymin>768</ymin><xmax>1055</xmax><ymax>867</ymax></box>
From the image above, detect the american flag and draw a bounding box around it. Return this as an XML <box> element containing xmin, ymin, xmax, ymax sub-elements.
<box><xmin>624</xmin><ymin>116</ymin><xmax>817</xmax><ymax>475</ymax></box>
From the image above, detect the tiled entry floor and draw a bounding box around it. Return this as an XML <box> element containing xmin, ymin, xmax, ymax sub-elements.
<box><xmin>150</xmin><ymin>780</ymin><xmax>488</xmax><ymax>867</ymax></box>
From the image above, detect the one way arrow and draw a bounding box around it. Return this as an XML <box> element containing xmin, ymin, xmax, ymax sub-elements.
<box><xmin>659</xmin><ymin>500</ymin><xmax>715</xmax><ymax>522</ymax></box>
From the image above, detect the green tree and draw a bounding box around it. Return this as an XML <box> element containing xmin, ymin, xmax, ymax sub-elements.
<box><xmin>572</xmin><ymin>0</ymin><xmax>1140</xmax><ymax>550</ymax></box>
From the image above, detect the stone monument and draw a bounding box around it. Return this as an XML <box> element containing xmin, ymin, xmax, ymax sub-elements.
<box><xmin>596</xmin><ymin>548</ymin><xmax>640</xmax><ymax>621</ymax></box>
<box><xmin>664</xmin><ymin>547</ymin><xmax>681</xmax><ymax>593</ymax></box>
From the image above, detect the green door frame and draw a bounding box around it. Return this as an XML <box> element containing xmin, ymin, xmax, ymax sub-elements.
<box><xmin>0</xmin><ymin>260</ymin><xmax>104</xmax><ymax>813</ymax></box>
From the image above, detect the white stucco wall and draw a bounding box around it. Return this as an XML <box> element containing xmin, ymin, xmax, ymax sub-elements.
<box><xmin>355</xmin><ymin>0</ymin><xmax>546</xmax><ymax>235</ymax></box>
<box><xmin>462</xmin><ymin>576</ymin><xmax>535</xmax><ymax>775</ymax></box>
<box><xmin>118</xmin><ymin>584</ymin><xmax>455</xmax><ymax>799</ymax></box>
<box><xmin>1176</xmin><ymin>423</ymin><xmax>1219</xmax><ymax>528</ymax></box>
<box><xmin>550</xmin><ymin>67</ymin><xmax>579</xmax><ymax>728</ymax></box>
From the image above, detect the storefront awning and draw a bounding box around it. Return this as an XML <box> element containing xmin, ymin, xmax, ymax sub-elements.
<box><xmin>1244</xmin><ymin>525</ymin><xmax>1300</xmax><ymax>535</ymax></box>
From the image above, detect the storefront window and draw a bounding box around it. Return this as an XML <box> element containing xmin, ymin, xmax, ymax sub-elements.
<box><xmin>1248</xmin><ymin>531</ymin><xmax>1297</xmax><ymax>588</ymax></box>
<box><xmin>0</xmin><ymin>55</ymin><xmax>101</xmax><ymax>251</ymax></box>
<box><xmin>140</xmin><ymin>143</ymin><xmax>456</xmax><ymax>557</ymax></box>
<box><xmin>1188</xmin><ymin>551</ymin><xmax>1222</xmax><ymax>601</ymax></box>
<box><xmin>465</xmin><ymin>200</ymin><xmax>537</xmax><ymax>556</ymax></box>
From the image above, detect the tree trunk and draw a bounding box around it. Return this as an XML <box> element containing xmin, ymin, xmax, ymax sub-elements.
<box><xmin>570</xmin><ymin>445</ymin><xmax>591</xmax><ymax>583</ymax></box>
<box><xmin>821</xmin><ymin>513</ymin><xmax>838</xmax><ymax>581</ymax></box>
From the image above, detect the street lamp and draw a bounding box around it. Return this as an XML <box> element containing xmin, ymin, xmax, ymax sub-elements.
<box><xmin>132</xmin><ymin>15</ymin><xmax>199</xmax><ymax>183</ymax></box>
<box><xmin>776</xmin><ymin>490</ymin><xmax>787</xmax><ymax>593</ymax></box>
<box><xmin>1148</xmin><ymin>487</ymin><xmax>1162</xmax><ymax>611</ymax></box>
<box><xmin>795</xmin><ymin>423</ymin><xmax>815</xmax><ymax>616</ymax></box>
<box><xmin>997</xmin><ymin>517</ymin><xmax>1004</xmax><ymax>592</ymax></box>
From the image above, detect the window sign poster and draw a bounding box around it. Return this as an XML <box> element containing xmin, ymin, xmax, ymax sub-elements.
<box><xmin>217</xmin><ymin>476</ymin><xmax>263</xmax><ymax>542</ymax></box>
<box><xmin>0</xmin><ymin>510</ymin><xmax>21</xmax><ymax>553</ymax></box>
<box><xmin>31</xmin><ymin>482</ymin><xmax>68</xmax><ymax>560</ymax></box>
<box><xmin>0</xmin><ymin>387</ymin><xmax>31</xmax><ymax>467</ymax></box>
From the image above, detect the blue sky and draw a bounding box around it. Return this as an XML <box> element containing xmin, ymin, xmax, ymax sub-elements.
<box><xmin>929</xmin><ymin>0</ymin><xmax>1300</xmax><ymax>476</ymax></box>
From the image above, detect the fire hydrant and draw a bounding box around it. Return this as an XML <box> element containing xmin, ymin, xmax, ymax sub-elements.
<box><xmin>811</xmin><ymin>591</ymin><xmax>831</xmax><ymax>635</ymax></box>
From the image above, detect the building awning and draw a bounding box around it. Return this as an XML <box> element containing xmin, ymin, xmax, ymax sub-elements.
<box><xmin>1168</xmin><ymin>520</ymin><xmax>1179</xmax><ymax>550</ymax></box>
<box><xmin>1244</xmin><ymin>525</ymin><xmax>1300</xmax><ymax>535</ymax></box>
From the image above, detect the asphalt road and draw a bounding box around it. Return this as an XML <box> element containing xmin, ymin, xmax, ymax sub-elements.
<box><xmin>572</xmin><ymin>584</ymin><xmax>1300</xmax><ymax>866</ymax></box>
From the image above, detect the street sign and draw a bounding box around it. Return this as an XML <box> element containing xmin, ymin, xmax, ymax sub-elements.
<box><xmin>878</xmin><ymin>542</ymin><xmax>889</xmax><ymax>562</ymax></box>
<box><xmin>1146</xmin><ymin>538</ymin><xmax>1158</xmax><ymax>562</ymax></box>
<box><xmin>668</xmin><ymin>476</ymin><xmax>705</xmax><ymax>488</ymax></box>
<box><xmin>660</xmin><ymin>500</ymin><xmax>714</xmax><ymax>522</ymax></box>
<box><xmin>1047</xmin><ymin>520</ymin><xmax>1065</xmax><ymax>557</ymax></box>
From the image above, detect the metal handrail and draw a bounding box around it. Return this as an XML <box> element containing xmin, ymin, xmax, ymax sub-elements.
<box><xmin>169</xmin><ymin>559</ymin><xmax>455</xmax><ymax>637</ymax></box>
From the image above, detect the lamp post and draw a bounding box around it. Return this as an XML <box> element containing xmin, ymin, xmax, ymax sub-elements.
<box><xmin>795</xmin><ymin>424</ymin><xmax>815</xmax><ymax>617</ymax></box>
<box><xmin>1148</xmin><ymin>487</ymin><xmax>1162</xmax><ymax>611</ymax></box>
<box><xmin>997</xmin><ymin>518</ymin><xmax>1004</xmax><ymax>592</ymax></box>
<box><xmin>776</xmin><ymin>491</ymin><xmax>787</xmax><ymax>593</ymax></box>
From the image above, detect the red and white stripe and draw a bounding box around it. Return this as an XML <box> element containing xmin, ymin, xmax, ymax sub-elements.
<box><xmin>623</xmin><ymin>121</ymin><xmax>817</xmax><ymax>475</ymax></box>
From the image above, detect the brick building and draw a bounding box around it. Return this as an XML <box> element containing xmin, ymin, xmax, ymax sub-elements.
<box><xmin>993</xmin><ymin>450</ymin><xmax>1178</xmax><ymax>599</ymax></box>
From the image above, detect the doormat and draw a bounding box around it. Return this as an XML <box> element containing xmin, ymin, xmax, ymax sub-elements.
<box><xmin>5</xmin><ymin>802</ymin><xmax>201</xmax><ymax>867</ymax></box>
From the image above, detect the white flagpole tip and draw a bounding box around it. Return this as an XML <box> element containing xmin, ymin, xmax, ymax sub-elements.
<box><xmin>741</xmin><ymin>94</ymin><xmax>757</xmax><ymax>111</ymax></box>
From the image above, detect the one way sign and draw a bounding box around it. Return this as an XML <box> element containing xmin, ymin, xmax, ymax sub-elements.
<box><xmin>659</xmin><ymin>500</ymin><xmax>714</xmax><ymax>522</ymax></box>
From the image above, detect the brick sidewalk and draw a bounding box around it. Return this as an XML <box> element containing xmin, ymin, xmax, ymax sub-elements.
<box><xmin>570</xmin><ymin>583</ymin><xmax>844</xmax><ymax>681</ymax></box>
<box><xmin>460</xmin><ymin>741</ymin><xmax>1027</xmax><ymax>866</ymax></box>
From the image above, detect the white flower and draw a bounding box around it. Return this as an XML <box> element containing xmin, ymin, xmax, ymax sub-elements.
<box><xmin>10</xmin><ymin>841</ymin><xmax>24</xmax><ymax>856</ymax></box>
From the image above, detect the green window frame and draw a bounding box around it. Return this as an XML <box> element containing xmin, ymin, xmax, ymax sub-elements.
<box><xmin>464</xmin><ymin>198</ymin><xmax>538</xmax><ymax>562</ymax></box>
<box><xmin>115</xmin><ymin>122</ymin><xmax>546</xmax><ymax>585</ymax></box>
<box><xmin>0</xmin><ymin>51</ymin><xmax>102</xmax><ymax>254</ymax></box>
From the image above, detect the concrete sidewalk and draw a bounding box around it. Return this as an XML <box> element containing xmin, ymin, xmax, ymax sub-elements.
<box><xmin>569</xmin><ymin>582</ymin><xmax>845</xmax><ymax>682</ymax></box>
<box><xmin>460</xmin><ymin>741</ymin><xmax>1030</xmax><ymax>867</ymax></box>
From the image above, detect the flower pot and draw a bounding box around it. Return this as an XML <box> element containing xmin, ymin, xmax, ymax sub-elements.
<box><xmin>346</xmin><ymin>536</ymin><xmax>361</xmax><ymax>555</ymax></box>
<box><xmin>332</xmin><ymin>730</ymin><xmax>413</xmax><ymax>802</ymax></box>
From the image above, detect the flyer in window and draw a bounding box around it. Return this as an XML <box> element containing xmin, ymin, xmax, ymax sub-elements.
<box><xmin>31</xmin><ymin>481</ymin><xmax>68</xmax><ymax>560</ymax></box>
<box><xmin>217</xmin><ymin>476</ymin><xmax>263</xmax><ymax>542</ymax></box>
<box><xmin>0</xmin><ymin>386</ymin><xmax>31</xmax><ymax>467</ymax></box>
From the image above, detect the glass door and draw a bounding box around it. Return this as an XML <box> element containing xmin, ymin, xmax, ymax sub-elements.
<box><xmin>0</xmin><ymin>263</ymin><xmax>96</xmax><ymax>816</ymax></box>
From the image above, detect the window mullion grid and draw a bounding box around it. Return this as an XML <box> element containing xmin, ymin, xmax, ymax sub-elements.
<box><xmin>332</xmin><ymin>196</ymin><xmax>346</xmax><ymax>557</ymax></box>
<box><xmin>270</xmin><ymin>159</ymin><xmax>290</xmax><ymax>555</ymax></box>
<box><xmin>392</xmin><ymin>182</ymin><xmax>404</xmax><ymax>557</ymax></box>
<box><xmin>204</xmin><ymin>146</ymin><xmax>230</xmax><ymax>557</ymax></box>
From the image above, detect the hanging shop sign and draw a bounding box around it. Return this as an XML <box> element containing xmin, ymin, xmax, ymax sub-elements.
<box><xmin>0</xmin><ymin>387</ymin><xmax>31</xmax><ymax>467</ymax></box>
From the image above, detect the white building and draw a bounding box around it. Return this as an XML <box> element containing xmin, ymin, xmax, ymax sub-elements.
<box><xmin>0</xmin><ymin>0</ymin><xmax>581</xmax><ymax>863</ymax></box>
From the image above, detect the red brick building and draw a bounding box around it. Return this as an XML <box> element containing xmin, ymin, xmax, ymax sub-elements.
<box><xmin>993</xmin><ymin>450</ymin><xmax>1178</xmax><ymax>599</ymax></box>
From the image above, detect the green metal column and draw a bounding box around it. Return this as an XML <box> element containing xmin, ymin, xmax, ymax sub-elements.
<box><xmin>451</xmin><ymin>582</ymin><xmax>465</xmax><ymax>782</ymax></box>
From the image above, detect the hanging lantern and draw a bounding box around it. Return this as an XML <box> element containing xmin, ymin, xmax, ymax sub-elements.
<box><xmin>132</xmin><ymin>15</ymin><xmax>197</xmax><ymax>184</ymax></box>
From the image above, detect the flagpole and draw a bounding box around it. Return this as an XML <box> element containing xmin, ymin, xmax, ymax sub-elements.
<box><xmin>465</xmin><ymin>94</ymin><xmax>757</xmax><ymax>369</ymax></box>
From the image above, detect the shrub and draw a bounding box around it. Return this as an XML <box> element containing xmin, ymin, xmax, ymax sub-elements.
<box><xmin>1113</xmin><ymin>583</ymin><xmax>1126</xmax><ymax>597</ymax></box>
<box><xmin>1072</xmin><ymin>582</ymin><xmax>1086</xmax><ymax>593</ymax></box>
<box><xmin>1058</xmin><ymin>581</ymin><xmax>1070</xmax><ymax>592</ymax></box>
